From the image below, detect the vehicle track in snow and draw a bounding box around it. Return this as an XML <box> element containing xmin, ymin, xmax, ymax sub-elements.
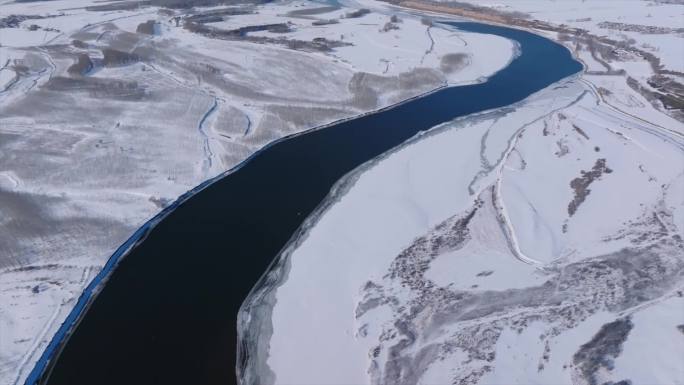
<box><xmin>197</xmin><ymin>97</ymin><xmax>218</xmax><ymax>173</ymax></box>
<box><xmin>487</xmin><ymin>90</ymin><xmax>590</xmax><ymax>268</ymax></box>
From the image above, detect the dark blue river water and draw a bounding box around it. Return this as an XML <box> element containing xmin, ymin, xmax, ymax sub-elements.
<box><xmin>33</xmin><ymin>22</ymin><xmax>581</xmax><ymax>385</ymax></box>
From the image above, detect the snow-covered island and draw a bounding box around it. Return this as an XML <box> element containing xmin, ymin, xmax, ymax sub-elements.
<box><xmin>0</xmin><ymin>0</ymin><xmax>516</xmax><ymax>383</ymax></box>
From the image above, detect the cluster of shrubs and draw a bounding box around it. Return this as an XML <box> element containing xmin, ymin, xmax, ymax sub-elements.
<box><xmin>344</xmin><ymin>8</ymin><xmax>370</xmax><ymax>18</ymax></box>
<box><xmin>381</xmin><ymin>15</ymin><xmax>401</xmax><ymax>32</ymax></box>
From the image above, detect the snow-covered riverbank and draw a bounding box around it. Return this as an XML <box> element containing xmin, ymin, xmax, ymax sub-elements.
<box><xmin>246</xmin><ymin>71</ymin><xmax>684</xmax><ymax>384</ymax></box>
<box><xmin>0</xmin><ymin>0</ymin><xmax>517</xmax><ymax>383</ymax></box>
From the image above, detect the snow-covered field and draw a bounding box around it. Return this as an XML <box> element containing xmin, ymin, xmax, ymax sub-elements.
<box><xmin>461</xmin><ymin>0</ymin><xmax>683</xmax><ymax>73</ymax></box>
<box><xmin>389</xmin><ymin>0</ymin><xmax>684</xmax><ymax>122</ymax></box>
<box><xmin>0</xmin><ymin>0</ymin><xmax>516</xmax><ymax>384</ymax></box>
<box><xmin>247</xmin><ymin>74</ymin><xmax>684</xmax><ymax>384</ymax></box>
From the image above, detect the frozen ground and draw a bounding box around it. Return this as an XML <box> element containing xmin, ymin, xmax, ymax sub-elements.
<box><xmin>452</xmin><ymin>0</ymin><xmax>683</xmax><ymax>73</ymax></box>
<box><xmin>242</xmin><ymin>74</ymin><xmax>684</xmax><ymax>384</ymax></box>
<box><xmin>381</xmin><ymin>0</ymin><xmax>684</xmax><ymax>122</ymax></box>
<box><xmin>0</xmin><ymin>0</ymin><xmax>516</xmax><ymax>384</ymax></box>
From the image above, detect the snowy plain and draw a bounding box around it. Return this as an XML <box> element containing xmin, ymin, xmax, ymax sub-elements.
<box><xmin>396</xmin><ymin>0</ymin><xmax>684</xmax><ymax>123</ymax></box>
<box><xmin>460</xmin><ymin>0</ymin><xmax>684</xmax><ymax>73</ymax></box>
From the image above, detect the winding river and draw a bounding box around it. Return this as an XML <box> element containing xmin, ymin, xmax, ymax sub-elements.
<box><xmin>30</xmin><ymin>22</ymin><xmax>581</xmax><ymax>385</ymax></box>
